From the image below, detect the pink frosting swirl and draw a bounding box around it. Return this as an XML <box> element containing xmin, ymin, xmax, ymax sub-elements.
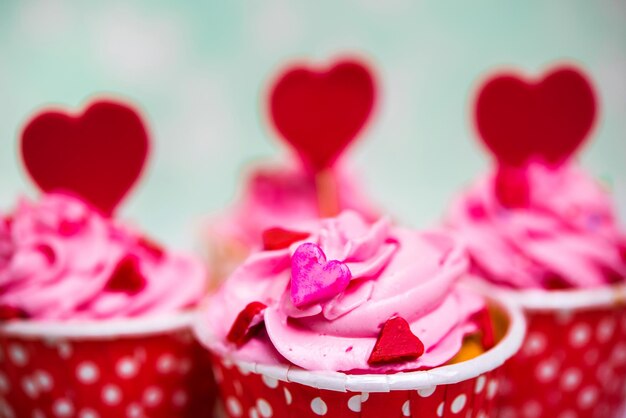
<box><xmin>0</xmin><ymin>193</ymin><xmax>207</xmax><ymax>320</ymax></box>
<box><xmin>201</xmin><ymin>211</ymin><xmax>485</xmax><ymax>373</ymax></box>
<box><xmin>447</xmin><ymin>163</ymin><xmax>626</xmax><ymax>289</ymax></box>
<box><xmin>206</xmin><ymin>160</ymin><xmax>380</xmax><ymax>250</ymax></box>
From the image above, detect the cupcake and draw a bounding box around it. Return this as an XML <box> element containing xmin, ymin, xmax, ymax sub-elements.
<box><xmin>447</xmin><ymin>65</ymin><xmax>626</xmax><ymax>417</ymax></box>
<box><xmin>206</xmin><ymin>160</ymin><xmax>380</xmax><ymax>281</ymax></box>
<box><xmin>0</xmin><ymin>99</ymin><xmax>216</xmax><ymax>417</ymax></box>
<box><xmin>204</xmin><ymin>57</ymin><xmax>381</xmax><ymax>283</ymax></box>
<box><xmin>195</xmin><ymin>211</ymin><xmax>525</xmax><ymax>418</ymax></box>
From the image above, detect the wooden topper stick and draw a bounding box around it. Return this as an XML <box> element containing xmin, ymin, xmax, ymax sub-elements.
<box><xmin>315</xmin><ymin>168</ymin><xmax>340</xmax><ymax>218</ymax></box>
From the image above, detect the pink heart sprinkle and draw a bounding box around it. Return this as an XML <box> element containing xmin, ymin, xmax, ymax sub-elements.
<box><xmin>290</xmin><ymin>243</ymin><xmax>351</xmax><ymax>308</ymax></box>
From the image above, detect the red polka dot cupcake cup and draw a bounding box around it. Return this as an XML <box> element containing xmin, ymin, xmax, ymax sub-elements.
<box><xmin>199</xmin><ymin>298</ymin><xmax>525</xmax><ymax>418</ymax></box>
<box><xmin>0</xmin><ymin>313</ymin><xmax>217</xmax><ymax>418</ymax></box>
<box><xmin>478</xmin><ymin>282</ymin><xmax>626</xmax><ymax>418</ymax></box>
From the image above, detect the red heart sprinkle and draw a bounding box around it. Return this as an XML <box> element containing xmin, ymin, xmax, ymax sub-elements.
<box><xmin>21</xmin><ymin>99</ymin><xmax>149</xmax><ymax>216</ymax></box>
<box><xmin>137</xmin><ymin>236</ymin><xmax>165</xmax><ymax>260</ymax></box>
<box><xmin>269</xmin><ymin>59</ymin><xmax>376</xmax><ymax>172</ymax></box>
<box><xmin>494</xmin><ymin>165</ymin><xmax>530</xmax><ymax>208</ymax></box>
<box><xmin>105</xmin><ymin>254</ymin><xmax>146</xmax><ymax>294</ymax></box>
<box><xmin>59</xmin><ymin>218</ymin><xmax>87</xmax><ymax>237</ymax></box>
<box><xmin>600</xmin><ymin>265</ymin><xmax>624</xmax><ymax>285</ymax></box>
<box><xmin>0</xmin><ymin>305</ymin><xmax>29</xmax><ymax>321</ymax></box>
<box><xmin>474</xmin><ymin>66</ymin><xmax>596</xmax><ymax>168</ymax></box>
<box><xmin>368</xmin><ymin>316</ymin><xmax>425</xmax><ymax>365</ymax></box>
<box><xmin>544</xmin><ymin>272</ymin><xmax>572</xmax><ymax>290</ymax></box>
<box><xmin>36</xmin><ymin>244</ymin><xmax>56</xmax><ymax>264</ymax></box>
<box><xmin>477</xmin><ymin>308</ymin><xmax>496</xmax><ymax>350</ymax></box>
<box><xmin>262</xmin><ymin>227</ymin><xmax>310</xmax><ymax>251</ymax></box>
<box><xmin>226</xmin><ymin>301</ymin><xmax>267</xmax><ymax>347</ymax></box>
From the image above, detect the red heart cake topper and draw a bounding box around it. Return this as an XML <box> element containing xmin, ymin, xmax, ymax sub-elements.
<box><xmin>269</xmin><ymin>58</ymin><xmax>376</xmax><ymax>172</ymax></box>
<box><xmin>21</xmin><ymin>99</ymin><xmax>149</xmax><ymax>215</ymax></box>
<box><xmin>474</xmin><ymin>65</ymin><xmax>597</xmax><ymax>168</ymax></box>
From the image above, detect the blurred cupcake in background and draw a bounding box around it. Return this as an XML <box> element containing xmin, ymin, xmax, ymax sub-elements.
<box><xmin>203</xmin><ymin>57</ymin><xmax>382</xmax><ymax>283</ymax></box>
<box><xmin>206</xmin><ymin>159</ymin><xmax>380</xmax><ymax>281</ymax></box>
<box><xmin>0</xmin><ymin>99</ymin><xmax>216</xmax><ymax>417</ymax></box>
<box><xmin>447</xmin><ymin>64</ymin><xmax>626</xmax><ymax>417</ymax></box>
<box><xmin>195</xmin><ymin>210</ymin><xmax>525</xmax><ymax>418</ymax></box>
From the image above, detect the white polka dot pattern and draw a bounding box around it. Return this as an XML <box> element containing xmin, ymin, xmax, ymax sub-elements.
<box><xmin>34</xmin><ymin>370</ymin><xmax>53</xmax><ymax>392</ymax></box>
<box><xmin>283</xmin><ymin>387</ymin><xmax>292</xmax><ymax>405</ymax></box>
<box><xmin>116</xmin><ymin>357</ymin><xmax>139</xmax><ymax>379</ymax></box>
<box><xmin>212</xmin><ymin>358</ymin><xmax>500</xmax><ymax>417</ymax></box>
<box><xmin>401</xmin><ymin>399</ymin><xmax>410</xmax><ymax>416</ymax></box>
<box><xmin>450</xmin><ymin>394</ymin><xmax>466</xmax><ymax>413</ymax></box>
<box><xmin>347</xmin><ymin>395</ymin><xmax>361</xmax><ymax>412</ymax></box>
<box><xmin>261</xmin><ymin>375</ymin><xmax>278</xmax><ymax>389</ymax></box>
<box><xmin>127</xmin><ymin>403</ymin><xmax>143</xmax><ymax>418</ymax></box>
<box><xmin>497</xmin><ymin>307</ymin><xmax>626</xmax><ymax>417</ymax></box>
<box><xmin>560</xmin><ymin>368</ymin><xmax>582</xmax><ymax>390</ymax></box>
<box><xmin>0</xmin><ymin>329</ymin><xmax>217</xmax><ymax>417</ymax></box>
<box><xmin>256</xmin><ymin>398</ymin><xmax>272</xmax><ymax>417</ymax></box>
<box><xmin>210</xmin><ymin>307</ymin><xmax>626</xmax><ymax>417</ymax></box>
<box><xmin>310</xmin><ymin>397</ymin><xmax>327</xmax><ymax>416</ymax></box>
<box><xmin>474</xmin><ymin>375</ymin><xmax>486</xmax><ymax>394</ymax></box>
<box><xmin>77</xmin><ymin>362</ymin><xmax>99</xmax><ymax>384</ymax></box>
<box><xmin>78</xmin><ymin>408</ymin><xmax>99</xmax><ymax>418</ymax></box>
<box><xmin>143</xmin><ymin>386</ymin><xmax>162</xmax><ymax>407</ymax></box>
<box><xmin>21</xmin><ymin>376</ymin><xmax>38</xmax><ymax>399</ymax></box>
<box><xmin>102</xmin><ymin>384</ymin><xmax>122</xmax><ymax>405</ymax></box>
<box><xmin>417</xmin><ymin>385</ymin><xmax>436</xmax><ymax>397</ymax></box>
<box><xmin>436</xmin><ymin>401</ymin><xmax>444</xmax><ymax>417</ymax></box>
<box><xmin>227</xmin><ymin>397</ymin><xmax>242</xmax><ymax>417</ymax></box>
<box><xmin>0</xmin><ymin>372</ymin><xmax>10</xmax><ymax>393</ymax></box>
<box><xmin>52</xmin><ymin>398</ymin><xmax>74</xmax><ymax>417</ymax></box>
<box><xmin>8</xmin><ymin>344</ymin><xmax>28</xmax><ymax>367</ymax></box>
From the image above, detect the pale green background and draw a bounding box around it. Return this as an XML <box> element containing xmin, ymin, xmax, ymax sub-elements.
<box><xmin>0</xmin><ymin>1</ymin><xmax>625</xmax><ymax>250</ymax></box>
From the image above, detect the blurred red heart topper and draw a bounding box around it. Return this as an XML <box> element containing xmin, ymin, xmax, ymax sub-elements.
<box><xmin>474</xmin><ymin>66</ymin><xmax>597</xmax><ymax>167</ymax></box>
<box><xmin>21</xmin><ymin>100</ymin><xmax>149</xmax><ymax>215</ymax></box>
<box><xmin>269</xmin><ymin>59</ymin><xmax>376</xmax><ymax>172</ymax></box>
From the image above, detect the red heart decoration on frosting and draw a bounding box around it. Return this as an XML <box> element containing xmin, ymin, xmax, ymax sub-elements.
<box><xmin>474</xmin><ymin>66</ymin><xmax>597</xmax><ymax>167</ymax></box>
<box><xmin>0</xmin><ymin>305</ymin><xmax>29</xmax><ymax>321</ymax></box>
<box><xmin>477</xmin><ymin>308</ymin><xmax>496</xmax><ymax>350</ymax></box>
<box><xmin>269</xmin><ymin>59</ymin><xmax>376</xmax><ymax>172</ymax></box>
<box><xmin>368</xmin><ymin>316</ymin><xmax>424</xmax><ymax>365</ymax></box>
<box><xmin>21</xmin><ymin>100</ymin><xmax>149</xmax><ymax>215</ymax></box>
<box><xmin>105</xmin><ymin>255</ymin><xmax>147</xmax><ymax>295</ymax></box>
<box><xmin>262</xmin><ymin>227</ymin><xmax>310</xmax><ymax>251</ymax></box>
<box><xmin>227</xmin><ymin>301</ymin><xmax>267</xmax><ymax>347</ymax></box>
